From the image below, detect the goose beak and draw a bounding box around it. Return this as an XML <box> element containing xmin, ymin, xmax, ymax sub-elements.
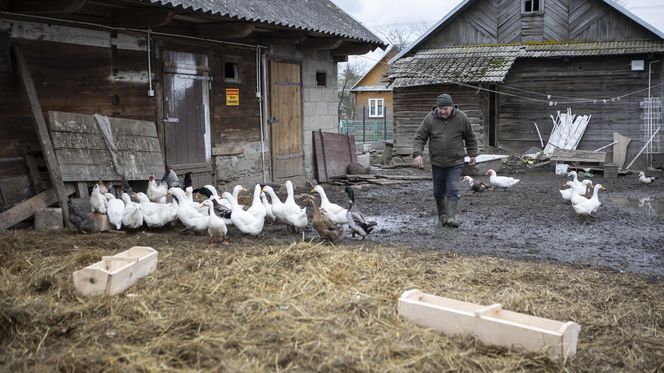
<box><xmin>600</xmin><ymin>186</ymin><xmax>606</xmax><ymax>191</ymax></box>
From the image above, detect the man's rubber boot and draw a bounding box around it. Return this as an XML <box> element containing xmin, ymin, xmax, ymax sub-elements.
<box><xmin>435</xmin><ymin>198</ymin><xmax>447</xmax><ymax>226</ymax></box>
<box><xmin>446</xmin><ymin>199</ymin><xmax>460</xmax><ymax>228</ymax></box>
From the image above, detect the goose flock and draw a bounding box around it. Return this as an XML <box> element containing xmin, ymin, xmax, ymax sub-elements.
<box><xmin>84</xmin><ymin>164</ymin><xmax>657</xmax><ymax>237</ymax></box>
<box><xmin>86</xmin><ymin>174</ymin><xmax>376</xmax><ymax>244</ymax></box>
<box><xmin>465</xmin><ymin>168</ymin><xmax>610</xmax><ymax>218</ymax></box>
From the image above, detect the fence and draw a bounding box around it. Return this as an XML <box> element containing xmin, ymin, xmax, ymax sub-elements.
<box><xmin>339</xmin><ymin>111</ymin><xmax>393</xmax><ymax>143</ymax></box>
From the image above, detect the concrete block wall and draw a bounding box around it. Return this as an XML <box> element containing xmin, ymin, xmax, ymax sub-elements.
<box><xmin>301</xmin><ymin>50</ymin><xmax>339</xmax><ymax>181</ymax></box>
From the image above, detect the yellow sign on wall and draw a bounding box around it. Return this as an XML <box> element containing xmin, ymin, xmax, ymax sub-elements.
<box><xmin>226</xmin><ymin>88</ymin><xmax>239</xmax><ymax>106</ymax></box>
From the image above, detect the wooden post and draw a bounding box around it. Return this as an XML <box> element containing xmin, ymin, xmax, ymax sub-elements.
<box><xmin>13</xmin><ymin>45</ymin><xmax>73</xmax><ymax>229</ymax></box>
<box><xmin>362</xmin><ymin>106</ymin><xmax>366</xmax><ymax>144</ymax></box>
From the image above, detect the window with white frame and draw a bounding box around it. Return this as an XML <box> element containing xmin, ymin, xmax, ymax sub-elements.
<box><xmin>368</xmin><ymin>98</ymin><xmax>384</xmax><ymax>118</ymax></box>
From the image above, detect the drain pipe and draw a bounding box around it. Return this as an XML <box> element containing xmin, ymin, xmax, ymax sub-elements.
<box><xmin>147</xmin><ymin>28</ymin><xmax>154</xmax><ymax>97</ymax></box>
<box><xmin>256</xmin><ymin>46</ymin><xmax>268</xmax><ymax>184</ymax></box>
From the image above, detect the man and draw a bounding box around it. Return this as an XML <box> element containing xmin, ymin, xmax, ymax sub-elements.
<box><xmin>413</xmin><ymin>94</ymin><xmax>478</xmax><ymax>228</ymax></box>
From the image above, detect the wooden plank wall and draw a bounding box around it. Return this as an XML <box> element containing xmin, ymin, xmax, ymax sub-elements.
<box><xmin>497</xmin><ymin>0</ymin><xmax>521</xmax><ymax>44</ymax></box>
<box><xmin>569</xmin><ymin>0</ymin><xmax>656</xmax><ymax>41</ymax></box>
<box><xmin>0</xmin><ymin>23</ymin><xmax>264</xmax><ymax>207</ymax></box>
<box><xmin>0</xmin><ymin>37</ymin><xmax>156</xmax><ymax>206</ymax></box>
<box><xmin>422</xmin><ymin>0</ymin><xmax>497</xmax><ymax>48</ymax></box>
<box><xmin>210</xmin><ymin>48</ymin><xmax>261</xmax><ymax>147</ymax></box>
<box><xmin>418</xmin><ymin>0</ymin><xmax>659</xmax><ymax>50</ymax></box>
<box><xmin>543</xmin><ymin>0</ymin><xmax>569</xmax><ymax>41</ymax></box>
<box><xmin>521</xmin><ymin>14</ymin><xmax>544</xmax><ymax>42</ymax></box>
<box><xmin>48</xmin><ymin>111</ymin><xmax>164</xmax><ymax>181</ymax></box>
<box><xmin>393</xmin><ymin>85</ymin><xmax>487</xmax><ymax>155</ymax></box>
<box><xmin>498</xmin><ymin>55</ymin><xmax>662</xmax><ymax>168</ymax></box>
<box><xmin>354</xmin><ymin>91</ymin><xmax>393</xmax><ymax>122</ymax></box>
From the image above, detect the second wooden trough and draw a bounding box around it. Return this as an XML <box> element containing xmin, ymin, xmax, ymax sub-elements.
<box><xmin>72</xmin><ymin>246</ymin><xmax>158</xmax><ymax>296</ymax></box>
<box><xmin>398</xmin><ymin>289</ymin><xmax>580</xmax><ymax>360</ymax></box>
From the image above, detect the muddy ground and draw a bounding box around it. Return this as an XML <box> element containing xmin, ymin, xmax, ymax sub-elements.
<box><xmin>9</xmin><ymin>162</ymin><xmax>663</xmax><ymax>278</ymax></box>
<box><xmin>314</xmin><ymin>164</ymin><xmax>664</xmax><ymax>278</ymax></box>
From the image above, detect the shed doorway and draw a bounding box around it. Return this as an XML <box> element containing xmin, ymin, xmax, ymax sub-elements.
<box><xmin>162</xmin><ymin>51</ymin><xmax>213</xmax><ymax>186</ymax></box>
<box><xmin>269</xmin><ymin>61</ymin><xmax>303</xmax><ymax>180</ymax></box>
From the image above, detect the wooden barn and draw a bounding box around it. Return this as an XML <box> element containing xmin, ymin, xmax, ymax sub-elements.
<box><xmin>0</xmin><ymin>0</ymin><xmax>385</xmax><ymax>224</ymax></box>
<box><xmin>387</xmin><ymin>0</ymin><xmax>664</xmax><ymax>169</ymax></box>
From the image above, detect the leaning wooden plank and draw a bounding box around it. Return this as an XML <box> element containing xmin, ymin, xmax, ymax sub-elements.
<box><xmin>398</xmin><ymin>289</ymin><xmax>580</xmax><ymax>360</ymax></box>
<box><xmin>341</xmin><ymin>174</ymin><xmax>377</xmax><ymax>180</ymax></box>
<box><xmin>13</xmin><ymin>46</ymin><xmax>73</xmax><ymax>229</ymax></box>
<box><xmin>367</xmin><ymin>179</ymin><xmax>413</xmax><ymax>186</ymax></box>
<box><xmin>375</xmin><ymin>175</ymin><xmax>432</xmax><ymax>181</ymax></box>
<box><xmin>73</xmin><ymin>246</ymin><xmax>158</xmax><ymax>296</ymax></box>
<box><xmin>0</xmin><ymin>184</ymin><xmax>75</xmax><ymax>232</ymax></box>
<box><xmin>612</xmin><ymin>132</ymin><xmax>631</xmax><ymax>169</ymax></box>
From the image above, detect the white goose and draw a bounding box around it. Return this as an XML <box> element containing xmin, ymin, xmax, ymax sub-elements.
<box><xmin>639</xmin><ymin>171</ymin><xmax>658</xmax><ymax>184</ymax></box>
<box><xmin>201</xmin><ymin>199</ymin><xmax>227</xmax><ymax>244</ymax></box>
<box><xmin>135</xmin><ymin>192</ymin><xmax>177</xmax><ymax>228</ymax></box>
<box><xmin>262</xmin><ymin>185</ymin><xmax>287</xmax><ymax>224</ymax></box>
<box><xmin>169</xmin><ymin>187</ymin><xmax>209</xmax><ymax>232</ymax></box>
<box><xmin>222</xmin><ymin>192</ymin><xmax>264</xmax><ymax>235</ymax></box>
<box><xmin>570</xmin><ymin>181</ymin><xmax>594</xmax><ymax>206</ymax></box>
<box><xmin>121</xmin><ymin>192</ymin><xmax>143</xmax><ymax>229</ymax></box>
<box><xmin>311</xmin><ymin>185</ymin><xmax>347</xmax><ymax>224</ymax></box>
<box><xmin>105</xmin><ymin>193</ymin><xmax>124</xmax><ymax>230</ymax></box>
<box><xmin>485</xmin><ymin>169</ymin><xmax>520</xmax><ymax>191</ymax></box>
<box><xmin>283</xmin><ymin>180</ymin><xmax>308</xmax><ymax>231</ymax></box>
<box><xmin>573</xmin><ymin>184</ymin><xmax>606</xmax><ymax>216</ymax></box>
<box><xmin>261</xmin><ymin>191</ymin><xmax>276</xmax><ymax>223</ymax></box>
<box><xmin>559</xmin><ymin>181</ymin><xmax>575</xmax><ymax>201</ymax></box>
<box><xmin>246</xmin><ymin>184</ymin><xmax>267</xmax><ymax>220</ymax></box>
<box><xmin>567</xmin><ymin>171</ymin><xmax>591</xmax><ymax>196</ymax></box>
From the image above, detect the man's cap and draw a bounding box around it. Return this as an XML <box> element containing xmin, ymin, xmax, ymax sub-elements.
<box><xmin>436</xmin><ymin>94</ymin><xmax>454</xmax><ymax>107</ymax></box>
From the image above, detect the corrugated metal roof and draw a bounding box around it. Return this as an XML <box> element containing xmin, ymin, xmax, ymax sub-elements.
<box><xmin>390</xmin><ymin>0</ymin><xmax>664</xmax><ymax>64</ymax></box>
<box><xmin>147</xmin><ymin>0</ymin><xmax>384</xmax><ymax>45</ymax></box>
<box><xmin>388</xmin><ymin>40</ymin><xmax>664</xmax><ymax>87</ymax></box>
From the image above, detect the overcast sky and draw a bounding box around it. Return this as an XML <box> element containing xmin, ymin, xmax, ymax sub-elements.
<box><xmin>332</xmin><ymin>0</ymin><xmax>664</xmax><ymax>71</ymax></box>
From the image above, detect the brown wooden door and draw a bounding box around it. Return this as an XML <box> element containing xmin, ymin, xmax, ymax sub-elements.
<box><xmin>162</xmin><ymin>51</ymin><xmax>213</xmax><ymax>186</ymax></box>
<box><xmin>269</xmin><ymin>61</ymin><xmax>303</xmax><ymax>180</ymax></box>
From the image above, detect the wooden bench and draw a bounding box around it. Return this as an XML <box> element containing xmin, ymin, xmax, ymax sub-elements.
<box><xmin>550</xmin><ymin>149</ymin><xmax>608</xmax><ymax>175</ymax></box>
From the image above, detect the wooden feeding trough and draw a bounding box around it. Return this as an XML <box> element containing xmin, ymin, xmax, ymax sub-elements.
<box><xmin>463</xmin><ymin>154</ymin><xmax>509</xmax><ymax>176</ymax></box>
<box><xmin>73</xmin><ymin>246</ymin><xmax>158</xmax><ymax>296</ymax></box>
<box><xmin>398</xmin><ymin>289</ymin><xmax>580</xmax><ymax>360</ymax></box>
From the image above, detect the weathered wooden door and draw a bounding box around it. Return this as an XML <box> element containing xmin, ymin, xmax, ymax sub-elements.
<box><xmin>269</xmin><ymin>61</ymin><xmax>303</xmax><ymax>180</ymax></box>
<box><xmin>162</xmin><ymin>51</ymin><xmax>213</xmax><ymax>187</ymax></box>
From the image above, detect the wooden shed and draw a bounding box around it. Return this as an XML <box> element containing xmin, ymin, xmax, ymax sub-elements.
<box><xmin>387</xmin><ymin>0</ymin><xmax>664</xmax><ymax>170</ymax></box>
<box><xmin>0</xmin><ymin>0</ymin><xmax>385</xmax><ymax>225</ymax></box>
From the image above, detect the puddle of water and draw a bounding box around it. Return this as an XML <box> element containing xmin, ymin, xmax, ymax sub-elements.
<box><xmin>369</xmin><ymin>215</ymin><xmax>415</xmax><ymax>231</ymax></box>
<box><xmin>606</xmin><ymin>196</ymin><xmax>664</xmax><ymax>216</ymax></box>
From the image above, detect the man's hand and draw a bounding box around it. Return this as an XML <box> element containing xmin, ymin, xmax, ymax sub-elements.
<box><xmin>468</xmin><ymin>156</ymin><xmax>476</xmax><ymax>166</ymax></box>
<box><xmin>414</xmin><ymin>155</ymin><xmax>424</xmax><ymax>168</ymax></box>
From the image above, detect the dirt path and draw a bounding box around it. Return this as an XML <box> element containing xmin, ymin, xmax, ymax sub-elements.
<box><xmin>318</xmin><ymin>167</ymin><xmax>664</xmax><ymax>277</ymax></box>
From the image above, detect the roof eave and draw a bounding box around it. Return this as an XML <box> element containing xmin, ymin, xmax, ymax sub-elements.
<box><xmin>602</xmin><ymin>0</ymin><xmax>664</xmax><ymax>40</ymax></box>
